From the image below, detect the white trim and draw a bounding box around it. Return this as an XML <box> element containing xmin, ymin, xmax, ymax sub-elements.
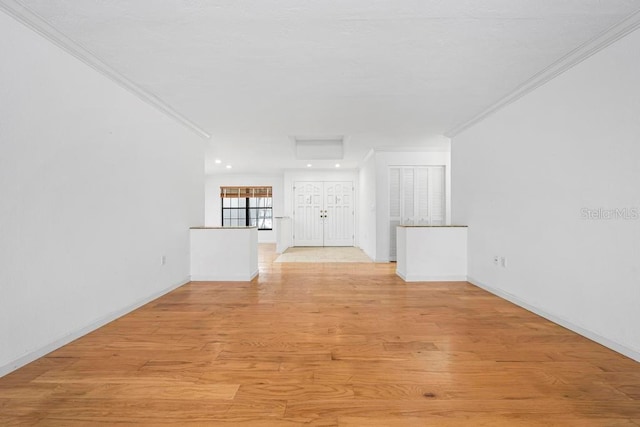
<box><xmin>373</xmin><ymin>146</ymin><xmax>450</xmax><ymax>153</ymax></box>
<box><xmin>446</xmin><ymin>10</ymin><xmax>640</xmax><ymax>138</ymax></box>
<box><xmin>397</xmin><ymin>271</ymin><xmax>467</xmax><ymax>282</ymax></box>
<box><xmin>358</xmin><ymin>149</ymin><xmax>376</xmax><ymax>169</ymax></box>
<box><xmin>190</xmin><ymin>271</ymin><xmax>258</xmax><ymax>282</ymax></box>
<box><xmin>357</xmin><ymin>245</ymin><xmax>376</xmax><ymax>263</ymax></box>
<box><xmin>0</xmin><ymin>277</ymin><xmax>191</xmax><ymax>378</ymax></box>
<box><xmin>468</xmin><ymin>276</ymin><xmax>640</xmax><ymax>363</ymax></box>
<box><xmin>0</xmin><ymin>0</ymin><xmax>210</xmax><ymax>139</ymax></box>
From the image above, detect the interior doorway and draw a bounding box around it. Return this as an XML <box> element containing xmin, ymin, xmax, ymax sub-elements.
<box><xmin>293</xmin><ymin>181</ymin><xmax>354</xmax><ymax>246</ymax></box>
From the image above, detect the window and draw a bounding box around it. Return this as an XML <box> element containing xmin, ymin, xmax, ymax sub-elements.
<box><xmin>221</xmin><ymin>186</ymin><xmax>273</xmax><ymax>230</ymax></box>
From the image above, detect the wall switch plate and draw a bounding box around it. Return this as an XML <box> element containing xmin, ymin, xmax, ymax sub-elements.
<box><xmin>160</xmin><ymin>255</ymin><xmax>166</xmax><ymax>266</ymax></box>
<box><xmin>500</xmin><ymin>256</ymin><xmax>507</xmax><ymax>268</ymax></box>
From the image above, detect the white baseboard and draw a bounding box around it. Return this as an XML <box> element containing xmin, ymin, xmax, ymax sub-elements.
<box><xmin>191</xmin><ymin>270</ymin><xmax>258</xmax><ymax>282</ymax></box>
<box><xmin>0</xmin><ymin>277</ymin><xmax>190</xmax><ymax>378</ymax></box>
<box><xmin>397</xmin><ymin>271</ymin><xmax>467</xmax><ymax>282</ymax></box>
<box><xmin>468</xmin><ymin>276</ymin><xmax>640</xmax><ymax>363</ymax></box>
<box><xmin>275</xmin><ymin>243</ymin><xmax>290</xmax><ymax>254</ymax></box>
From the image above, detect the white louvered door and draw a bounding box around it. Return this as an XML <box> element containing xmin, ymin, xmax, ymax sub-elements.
<box><xmin>389</xmin><ymin>168</ymin><xmax>401</xmax><ymax>260</ymax></box>
<box><xmin>402</xmin><ymin>168</ymin><xmax>415</xmax><ymax>225</ymax></box>
<box><xmin>389</xmin><ymin>166</ymin><xmax>446</xmax><ymax>260</ymax></box>
<box><xmin>415</xmin><ymin>167</ymin><xmax>430</xmax><ymax>225</ymax></box>
<box><xmin>428</xmin><ymin>167</ymin><xmax>445</xmax><ymax>225</ymax></box>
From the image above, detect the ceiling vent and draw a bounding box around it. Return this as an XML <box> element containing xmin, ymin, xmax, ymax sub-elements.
<box><xmin>294</xmin><ymin>136</ymin><xmax>344</xmax><ymax>160</ymax></box>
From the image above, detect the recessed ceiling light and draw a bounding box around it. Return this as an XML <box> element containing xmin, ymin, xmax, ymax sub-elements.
<box><xmin>226</xmin><ymin>165</ymin><xmax>232</xmax><ymax>169</ymax></box>
<box><xmin>307</xmin><ymin>164</ymin><xmax>312</xmax><ymax>168</ymax></box>
<box><xmin>215</xmin><ymin>159</ymin><xmax>222</xmax><ymax>164</ymax></box>
<box><xmin>335</xmin><ymin>163</ymin><xmax>341</xmax><ymax>168</ymax></box>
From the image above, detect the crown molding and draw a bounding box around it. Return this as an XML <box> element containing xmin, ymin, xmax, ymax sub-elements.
<box><xmin>445</xmin><ymin>9</ymin><xmax>640</xmax><ymax>138</ymax></box>
<box><xmin>361</xmin><ymin>148</ymin><xmax>375</xmax><ymax>162</ymax></box>
<box><xmin>0</xmin><ymin>0</ymin><xmax>211</xmax><ymax>139</ymax></box>
<box><xmin>357</xmin><ymin>145</ymin><xmax>450</xmax><ymax>169</ymax></box>
<box><xmin>373</xmin><ymin>145</ymin><xmax>450</xmax><ymax>153</ymax></box>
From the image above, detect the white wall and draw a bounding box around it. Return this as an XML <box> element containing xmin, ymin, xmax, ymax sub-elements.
<box><xmin>374</xmin><ymin>144</ymin><xmax>452</xmax><ymax>262</ymax></box>
<box><xmin>190</xmin><ymin>228</ymin><xmax>258</xmax><ymax>281</ymax></box>
<box><xmin>0</xmin><ymin>11</ymin><xmax>204</xmax><ymax>375</ymax></box>
<box><xmin>358</xmin><ymin>151</ymin><xmax>377</xmax><ymax>259</ymax></box>
<box><xmin>204</xmin><ymin>174</ymin><xmax>284</xmax><ymax>243</ymax></box>
<box><xmin>452</xmin><ymin>29</ymin><xmax>640</xmax><ymax>360</ymax></box>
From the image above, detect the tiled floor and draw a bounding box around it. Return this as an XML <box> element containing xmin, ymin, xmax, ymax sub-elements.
<box><xmin>274</xmin><ymin>246</ymin><xmax>373</xmax><ymax>263</ymax></box>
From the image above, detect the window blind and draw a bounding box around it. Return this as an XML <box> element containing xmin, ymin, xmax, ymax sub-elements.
<box><xmin>220</xmin><ymin>186</ymin><xmax>272</xmax><ymax>198</ymax></box>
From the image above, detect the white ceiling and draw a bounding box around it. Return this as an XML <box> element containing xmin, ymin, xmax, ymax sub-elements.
<box><xmin>9</xmin><ymin>0</ymin><xmax>640</xmax><ymax>173</ymax></box>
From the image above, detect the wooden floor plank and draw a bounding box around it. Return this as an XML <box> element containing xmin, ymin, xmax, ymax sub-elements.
<box><xmin>1</xmin><ymin>243</ymin><xmax>639</xmax><ymax>425</ymax></box>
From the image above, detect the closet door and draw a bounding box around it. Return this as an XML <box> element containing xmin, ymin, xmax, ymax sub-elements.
<box><xmin>415</xmin><ymin>167</ymin><xmax>430</xmax><ymax>225</ymax></box>
<box><xmin>388</xmin><ymin>166</ymin><xmax>446</xmax><ymax>260</ymax></box>
<box><xmin>389</xmin><ymin>168</ymin><xmax>401</xmax><ymax>260</ymax></box>
<box><xmin>413</xmin><ymin>166</ymin><xmax>445</xmax><ymax>225</ymax></box>
<box><xmin>429</xmin><ymin>167</ymin><xmax>445</xmax><ymax>225</ymax></box>
<box><xmin>402</xmin><ymin>168</ymin><xmax>415</xmax><ymax>225</ymax></box>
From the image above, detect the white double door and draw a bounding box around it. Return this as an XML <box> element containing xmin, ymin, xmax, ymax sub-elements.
<box><xmin>293</xmin><ymin>181</ymin><xmax>354</xmax><ymax>247</ymax></box>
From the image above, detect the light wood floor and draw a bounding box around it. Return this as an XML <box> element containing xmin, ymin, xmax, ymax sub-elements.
<box><xmin>1</xmin><ymin>245</ymin><xmax>639</xmax><ymax>426</ymax></box>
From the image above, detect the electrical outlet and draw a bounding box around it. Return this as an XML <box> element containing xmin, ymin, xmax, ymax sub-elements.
<box><xmin>493</xmin><ymin>256</ymin><xmax>499</xmax><ymax>266</ymax></box>
<box><xmin>160</xmin><ymin>255</ymin><xmax>166</xmax><ymax>266</ymax></box>
<box><xmin>500</xmin><ymin>256</ymin><xmax>507</xmax><ymax>268</ymax></box>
